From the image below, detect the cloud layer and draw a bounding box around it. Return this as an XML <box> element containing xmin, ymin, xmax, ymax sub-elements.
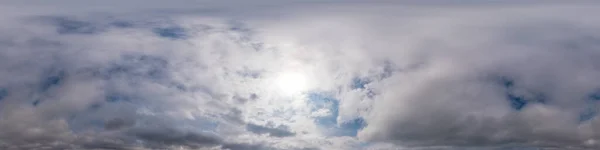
<box><xmin>1</xmin><ymin>1</ymin><xmax>600</xmax><ymax>150</ymax></box>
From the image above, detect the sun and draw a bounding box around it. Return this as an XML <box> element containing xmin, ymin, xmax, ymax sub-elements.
<box><xmin>275</xmin><ymin>71</ymin><xmax>309</xmax><ymax>95</ymax></box>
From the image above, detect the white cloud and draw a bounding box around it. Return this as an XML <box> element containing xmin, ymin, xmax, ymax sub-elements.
<box><xmin>1</xmin><ymin>1</ymin><xmax>600</xmax><ymax>150</ymax></box>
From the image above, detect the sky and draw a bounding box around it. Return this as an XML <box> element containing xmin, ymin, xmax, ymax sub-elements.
<box><xmin>1</xmin><ymin>0</ymin><xmax>600</xmax><ymax>150</ymax></box>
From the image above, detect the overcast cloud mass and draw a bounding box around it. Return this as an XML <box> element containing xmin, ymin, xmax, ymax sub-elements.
<box><xmin>2</xmin><ymin>0</ymin><xmax>600</xmax><ymax>150</ymax></box>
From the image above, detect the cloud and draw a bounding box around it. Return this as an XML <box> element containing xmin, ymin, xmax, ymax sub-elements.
<box><xmin>128</xmin><ymin>127</ymin><xmax>223</xmax><ymax>149</ymax></box>
<box><xmin>1</xmin><ymin>1</ymin><xmax>600</xmax><ymax>150</ymax></box>
<box><xmin>246</xmin><ymin>123</ymin><xmax>296</xmax><ymax>137</ymax></box>
<box><xmin>348</xmin><ymin>7</ymin><xmax>600</xmax><ymax>150</ymax></box>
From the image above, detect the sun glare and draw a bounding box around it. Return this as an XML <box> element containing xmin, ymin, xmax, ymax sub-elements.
<box><xmin>275</xmin><ymin>71</ymin><xmax>309</xmax><ymax>95</ymax></box>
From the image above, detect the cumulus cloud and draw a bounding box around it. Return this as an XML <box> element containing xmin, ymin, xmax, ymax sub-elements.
<box><xmin>1</xmin><ymin>1</ymin><xmax>600</xmax><ymax>150</ymax></box>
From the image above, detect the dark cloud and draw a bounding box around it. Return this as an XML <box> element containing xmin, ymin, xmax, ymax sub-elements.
<box><xmin>104</xmin><ymin>118</ymin><xmax>135</xmax><ymax>130</ymax></box>
<box><xmin>51</xmin><ymin>17</ymin><xmax>104</xmax><ymax>35</ymax></box>
<box><xmin>37</xmin><ymin>16</ymin><xmax>138</xmax><ymax>35</ymax></box>
<box><xmin>129</xmin><ymin>127</ymin><xmax>222</xmax><ymax>149</ymax></box>
<box><xmin>222</xmin><ymin>143</ymin><xmax>271</xmax><ymax>150</ymax></box>
<box><xmin>246</xmin><ymin>123</ymin><xmax>295</xmax><ymax>137</ymax></box>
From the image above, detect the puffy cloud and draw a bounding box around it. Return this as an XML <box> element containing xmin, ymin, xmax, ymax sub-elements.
<box><xmin>2</xmin><ymin>1</ymin><xmax>600</xmax><ymax>150</ymax></box>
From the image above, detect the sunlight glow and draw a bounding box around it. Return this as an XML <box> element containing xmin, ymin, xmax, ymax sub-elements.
<box><xmin>275</xmin><ymin>71</ymin><xmax>309</xmax><ymax>95</ymax></box>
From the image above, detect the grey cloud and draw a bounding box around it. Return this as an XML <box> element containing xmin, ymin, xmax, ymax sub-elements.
<box><xmin>128</xmin><ymin>127</ymin><xmax>222</xmax><ymax>149</ymax></box>
<box><xmin>355</xmin><ymin>7</ymin><xmax>600</xmax><ymax>149</ymax></box>
<box><xmin>104</xmin><ymin>118</ymin><xmax>135</xmax><ymax>130</ymax></box>
<box><xmin>52</xmin><ymin>17</ymin><xmax>105</xmax><ymax>35</ymax></box>
<box><xmin>3</xmin><ymin>1</ymin><xmax>600</xmax><ymax>150</ymax></box>
<box><xmin>0</xmin><ymin>15</ymin><xmax>240</xmax><ymax>149</ymax></box>
<box><xmin>222</xmin><ymin>143</ymin><xmax>271</xmax><ymax>150</ymax></box>
<box><xmin>246</xmin><ymin>123</ymin><xmax>296</xmax><ymax>137</ymax></box>
<box><xmin>33</xmin><ymin>16</ymin><xmax>137</xmax><ymax>35</ymax></box>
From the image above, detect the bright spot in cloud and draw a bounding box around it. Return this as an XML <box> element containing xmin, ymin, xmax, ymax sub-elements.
<box><xmin>275</xmin><ymin>71</ymin><xmax>309</xmax><ymax>96</ymax></box>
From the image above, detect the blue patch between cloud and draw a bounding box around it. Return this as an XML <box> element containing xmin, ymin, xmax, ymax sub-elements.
<box><xmin>308</xmin><ymin>93</ymin><xmax>339</xmax><ymax>124</ymax></box>
<box><xmin>507</xmin><ymin>94</ymin><xmax>527</xmax><ymax>110</ymax></box>
<box><xmin>580</xmin><ymin>107</ymin><xmax>597</xmax><ymax>122</ymax></box>
<box><xmin>499</xmin><ymin>77</ymin><xmax>514</xmax><ymax>88</ymax></box>
<box><xmin>379</xmin><ymin>60</ymin><xmax>395</xmax><ymax>79</ymax></box>
<box><xmin>88</xmin><ymin>103</ymin><xmax>102</xmax><ymax>110</ymax></box>
<box><xmin>110</xmin><ymin>21</ymin><xmax>134</xmax><ymax>28</ymax></box>
<box><xmin>335</xmin><ymin>118</ymin><xmax>367</xmax><ymax>137</ymax></box>
<box><xmin>589</xmin><ymin>91</ymin><xmax>600</xmax><ymax>101</ymax></box>
<box><xmin>40</xmin><ymin>71</ymin><xmax>65</xmax><ymax>92</ymax></box>
<box><xmin>88</xmin><ymin>93</ymin><xmax>135</xmax><ymax>110</ymax></box>
<box><xmin>52</xmin><ymin>17</ymin><xmax>102</xmax><ymax>35</ymax></box>
<box><xmin>351</xmin><ymin>77</ymin><xmax>378</xmax><ymax>99</ymax></box>
<box><xmin>153</xmin><ymin>27</ymin><xmax>187</xmax><ymax>39</ymax></box>
<box><xmin>351</xmin><ymin>77</ymin><xmax>369</xmax><ymax>89</ymax></box>
<box><xmin>580</xmin><ymin>91</ymin><xmax>600</xmax><ymax>122</ymax></box>
<box><xmin>0</xmin><ymin>89</ymin><xmax>7</xmax><ymax>101</ymax></box>
<box><xmin>498</xmin><ymin>77</ymin><xmax>546</xmax><ymax>111</ymax></box>
<box><xmin>106</xmin><ymin>94</ymin><xmax>132</xmax><ymax>103</ymax></box>
<box><xmin>100</xmin><ymin>54</ymin><xmax>169</xmax><ymax>80</ymax></box>
<box><xmin>41</xmin><ymin>75</ymin><xmax>62</xmax><ymax>90</ymax></box>
<box><xmin>228</xmin><ymin>21</ymin><xmax>251</xmax><ymax>33</ymax></box>
<box><xmin>32</xmin><ymin>99</ymin><xmax>41</xmax><ymax>106</ymax></box>
<box><xmin>236</xmin><ymin>69</ymin><xmax>261</xmax><ymax>78</ymax></box>
<box><xmin>307</xmin><ymin>92</ymin><xmax>366</xmax><ymax>137</ymax></box>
